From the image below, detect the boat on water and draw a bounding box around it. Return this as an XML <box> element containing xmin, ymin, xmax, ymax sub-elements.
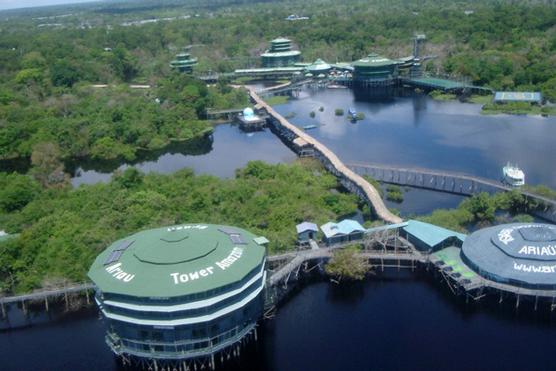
<box><xmin>303</xmin><ymin>124</ymin><xmax>318</xmax><ymax>130</ymax></box>
<box><xmin>348</xmin><ymin>107</ymin><xmax>357</xmax><ymax>122</ymax></box>
<box><xmin>502</xmin><ymin>163</ymin><xmax>525</xmax><ymax>187</ymax></box>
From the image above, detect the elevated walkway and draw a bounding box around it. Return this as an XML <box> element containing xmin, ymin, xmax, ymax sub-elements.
<box><xmin>246</xmin><ymin>88</ymin><xmax>402</xmax><ymax>224</ymax></box>
<box><xmin>347</xmin><ymin>162</ymin><xmax>556</xmax><ymax>224</ymax></box>
<box><xmin>402</xmin><ymin>76</ymin><xmax>492</xmax><ymax>93</ymax></box>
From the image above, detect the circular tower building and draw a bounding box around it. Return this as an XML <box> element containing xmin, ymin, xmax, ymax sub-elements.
<box><xmin>462</xmin><ymin>223</ymin><xmax>556</xmax><ymax>289</ymax></box>
<box><xmin>352</xmin><ymin>53</ymin><xmax>399</xmax><ymax>87</ymax></box>
<box><xmin>88</xmin><ymin>224</ymin><xmax>267</xmax><ymax>368</ymax></box>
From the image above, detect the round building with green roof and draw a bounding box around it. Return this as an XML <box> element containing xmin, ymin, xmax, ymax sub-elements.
<box><xmin>352</xmin><ymin>53</ymin><xmax>399</xmax><ymax>86</ymax></box>
<box><xmin>88</xmin><ymin>223</ymin><xmax>267</xmax><ymax>366</ymax></box>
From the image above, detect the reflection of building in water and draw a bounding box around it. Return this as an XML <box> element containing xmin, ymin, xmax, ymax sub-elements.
<box><xmin>412</xmin><ymin>93</ymin><xmax>427</xmax><ymax>126</ymax></box>
<box><xmin>88</xmin><ymin>224</ymin><xmax>268</xmax><ymax>368</ymax></box>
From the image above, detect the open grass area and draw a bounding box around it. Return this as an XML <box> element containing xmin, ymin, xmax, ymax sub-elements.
<box><xmin>429</xmin><ymin>90</ymin><xmax>458</xmax><ymax>101</ymax></box>
<box><xmin>265</xmin><ymin>95</ymin><xmax>289</xmax><ymax>106</ymax></box>
<box><xmin>467</xmin><ymin>94</ymin><xmax>493</xmax><ymax>105</ymax></box>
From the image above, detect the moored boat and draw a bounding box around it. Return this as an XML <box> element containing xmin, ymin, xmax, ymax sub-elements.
<box><xmin>502</xmin><ymin>163</ymin><xmax>525</xmax><ymax>187</ymax></box>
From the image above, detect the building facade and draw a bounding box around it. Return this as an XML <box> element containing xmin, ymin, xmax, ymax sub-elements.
<box><xmin>352</xmin><ymin>53</ymin><xmax>399</xmax><ymax>87</ymax></box>
<box><xmin>88</xmin><ymin>224</ymin><xmax>267</xmax><ymax>367</ymax></box>
<box><xmin>261</xmin><ymin>38</ymin><xmax>301</xmax><ymax>68</ymax></box>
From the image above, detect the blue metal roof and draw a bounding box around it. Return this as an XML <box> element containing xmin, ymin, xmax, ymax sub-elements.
<box><xmin>494</xmin><ymin>92</ymin><xmax>542</xmax><ymax>103</ymax></box>
<box><xmin>403</xmin><ymin>220</ymin><xmax>466</xmax><ymax>247</ymax></box>
<box><xmin>296</xmin><ymin>222</ymin><xmax>318</xmax><ymax>234</ymax></box>
<box><xmin>321</xmin><ymin>219</ymin><xmax>365</xmax><ymax>239</ymax></box>
<box><xmin>366</xmin><ymin>222</ymin><xmax>409</xmax><ymax>234</ymax></box>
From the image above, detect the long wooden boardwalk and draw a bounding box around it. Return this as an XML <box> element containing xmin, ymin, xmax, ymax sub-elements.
<box><xmin>268</xmin><ymin>248</ymin><xmax>424</xmax><ymax>287</ymax></box>
<box><xmin>347</xmin><ymin>162</ymin><xmax>556</xmax><ymax>223</ymax></box>
<box><xmin>247</xmin><ymin>88</ymin><xmax>402</xmax><ymax>224</ymax></box>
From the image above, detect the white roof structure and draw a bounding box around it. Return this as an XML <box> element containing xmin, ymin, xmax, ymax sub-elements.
<box><xmin>296</xmin><ymin>222</ymin><xmax>318</xmax><ymax>234</ymax></box>
<box><xmin>320</xmin><ymin>219</ymin><xmax>365</xmax><ymax>239</ymax></box>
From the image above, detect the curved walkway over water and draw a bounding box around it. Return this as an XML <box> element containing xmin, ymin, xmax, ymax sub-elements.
<box><xmin>246</xmin><ymin>88</ymin><xmax>402</xmax><ymax>224</ymax></box>
<box><xmin>347</xmin><ymin>162</ymin><xmax>556</xmax><ymax>223</ymax></box>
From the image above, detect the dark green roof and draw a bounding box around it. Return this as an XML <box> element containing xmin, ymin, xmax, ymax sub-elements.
<box><xmin>88</xmin><ymin>224</ymin><xmax>266</xmax><ymax>299</ymax></box>
<box><xmin>352</xmin><ymin>53</ymin><xmax>397</xmax><ymax>68</ymax></box>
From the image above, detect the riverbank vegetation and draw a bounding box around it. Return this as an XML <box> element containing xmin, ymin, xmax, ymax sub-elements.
<box><xmin>325</xmin><ymin>245</ymin><xmax>371</xmax><ymax>281</ymax></box>
<box><xmin>0</xmin><ymin>160</ymin><xmax>364</xmax><ymax>294</ymax></box>
<box><xmin>386</xmin><ymin>185</ymin><xmax>404</xmax><ymax>203</ymax></box>
<box><xmin>0</xmin><ymin>73</ymin><xmax>248</xmax><ymax>162</ymax></box>
<box><xmin>264</xmin><ymin>95</ymin><xmax>289</xmax><ymax>106</ymax></box>
<box><xmin>481</xmin><ymin>102</ymin><xmax>556</xmax><ymax>116</ymax></box>
<box><xmin>418</xmin><ymin>190</ymin><xmax>541</xmax><ymax>233</ymax></box>
<box><xmin>429</xmin><ymin>90</ymin><xmax>457</xmax><ymax>101</ymax></box>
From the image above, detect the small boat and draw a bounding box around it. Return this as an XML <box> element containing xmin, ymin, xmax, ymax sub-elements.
<box><xmin>502</xmin><ymin>163</ymin><xmax>525</xmax><ymax>187</ymax></box>
<box><xmin>303</xmin><ymin>124</ymin><xmax>318</xmax><ymax>130</ymax></box>
<box><xmin>348</xmin><ymin>107</ymin><xmax>357</xmax><ymax>122</ymax></box>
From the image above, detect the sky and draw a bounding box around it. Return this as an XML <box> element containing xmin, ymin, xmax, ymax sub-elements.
<box><xmin>0</xmin><ymin>0</ymin><xmax>102</xmax><ymax>11</ymax></box>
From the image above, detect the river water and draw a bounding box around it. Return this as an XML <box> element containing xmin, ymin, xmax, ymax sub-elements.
<box><xmin>2</xmin><ymin>270</ymin><xmax>556</xmax><ymax>371</ymax></box>
<box><xmin>66</xmin><ymin>88</ymin><xmax>556</xmax><ymax>216</ymax></box>
<box><xmin>274</xmin><ymin>88</ymin><xmax>556</xmax><ymax>188</ymax></box>
<box><xmin>69</xmin><ymin>124</ymin><xmax>296</xmax><ymax>187</ymax></box>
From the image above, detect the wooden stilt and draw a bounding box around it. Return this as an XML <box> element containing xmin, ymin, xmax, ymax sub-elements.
<box><xmin>64</xmin><ymin>292</ymin><xmax>69</xmax><ymax>311</ymax></box>
<box><xmin>85</xmin><ymin>289</ymin><xmax>90</xmax><ymax>305</ymax></box>
<box><xmin>45</xmin><ymin>296</ymin><xmax>49</xmax><ymax>312</ymax></box>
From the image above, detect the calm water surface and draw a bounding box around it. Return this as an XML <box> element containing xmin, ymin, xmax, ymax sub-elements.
<box><xmin>2</xmin><ymin>271</ymin><xmax>556</xmax><ymax>371</ymax></box>
<box><xmin>274</xmin><ymin>89</ymin><xmax>556</xmax><ymax>188</ymax></box>
<box><xmin>70</xmin><ymin>124</ymin><xmax>296</xmax><ymax>187</ymax></box>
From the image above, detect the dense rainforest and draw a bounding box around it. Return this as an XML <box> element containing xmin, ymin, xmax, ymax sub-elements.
<box><xmin>1</xmin><ymin>0</ymin><xmax>556</xmax><ymax>294</ymax></box>
<box><xmin>0</xmin><ymin>160</ymin><xmax>362</xmax><ymax>294</ymax></box>
<box><xmin>1</xmin><ymin>0</ymin><xmax>555</xmax><ymax>161</ymax></box>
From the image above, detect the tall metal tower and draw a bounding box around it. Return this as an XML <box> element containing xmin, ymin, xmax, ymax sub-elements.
<box><xmin>413</xmin><ymin>33</ymin><xmax>426</xmax><ymax>58</ymax></box>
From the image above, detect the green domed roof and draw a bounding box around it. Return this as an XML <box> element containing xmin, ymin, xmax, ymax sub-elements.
<box><xmin>88</xmin><ymin>224</ymin><xmax>266</xmax><ymax>298</ymax></box>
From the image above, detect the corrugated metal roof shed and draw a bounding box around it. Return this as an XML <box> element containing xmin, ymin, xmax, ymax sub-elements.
<box><xmin>366</xmin><ymin>222</ymin><xmax>409</xmax><ymax>234</ymax></box>
<box><xmin>403</xmin><ymin>220</ymin><xmax>466</xmax><ymax>248</ymax></box>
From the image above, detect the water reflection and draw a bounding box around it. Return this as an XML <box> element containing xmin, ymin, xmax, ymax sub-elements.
<box><xmin>69</xmin><ymin>124</ymin><xmax>296</xmax><ymax>187</ymax></box>
<box><xmin>274</xmin><ymin>88</ymin><xmax>556</xmax><ymax>188</ymax></box>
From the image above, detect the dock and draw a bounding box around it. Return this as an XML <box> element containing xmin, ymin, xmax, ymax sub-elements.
<box><xmin>0</xmin><ymin>282</ymin><xmax>94</xmax><ymax>319</ymax></box>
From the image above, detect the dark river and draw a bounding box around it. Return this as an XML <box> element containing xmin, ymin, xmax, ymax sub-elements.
<box><xmin>2</xmin><ymin>270</ymin><xmax>556</xmax><ymax>371</ymax></box>
<box><xmin>274</xmin><ymin>88</ymin><xmax>556</xmax><ymax>188</ymax></box>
